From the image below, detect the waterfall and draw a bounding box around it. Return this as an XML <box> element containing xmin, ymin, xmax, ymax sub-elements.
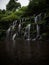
<box><xmin>6</xmin><ymin>20</ymin><xmax>17</xmax><ymax>54</ymax></box>
<box><xmin>12</xmin><ymin>33</ymin><xmax>16</xmax><ymax>40</ymax></box>
<box><xmin>38</xmin><ymin>13</ymin><xmax>42</xmax><ymax>39</ymax></box>
<box><xmin>32</xmin><ymin>15</ymin><xmax>39</xmax><ymax>41</ymax></box>
<box><xmin>7</xmin><ymin>27</ymin><xmax>11</xmax><ymax>33</ymax></box>
<box><xmin>21</xmin><ymin>17</ymin><xmax>25</xmax><ymax>22</ymax></box>
<box><xmin>34</xmin><ymin>13</ymin><xmax>42</xmax><ymax>40</ymax></box>
<box><xmin>6</xmin><ymin>20</ymin><xmax>17</xmax><ymax>39</ymax></box>
<box><xmin>7</xmin><ymin>26</ymin><xmax>12</xmax><ymax>34</ymax></box>
<box><xmin>18</xmin><ymin>24</ymin><xmax>21</xmax><ymax>32</ymax></box>
<box><xmin>34</xmin><ymin>13</ymin><xmax>41</xmax><ymax>23</ymax></box>
<box><xmin>24</xmin><ymin>24</ymin><xmax>31</xmax><ymax>40</ymax></box>
<box><xmin>35</xmin><ymin>15</ymin><xmax>40</xmax><ymax>38</ymax></box>
<box><xmin>18</xmin><ymin>20</ymin><xmax>21</xmax><ymax>33</ymax></box>
<box><xmin>13</xmin><ymin>20</ymin><xmax>17</xmax><ymax>25</ymax></box>
<box><xmin>6</xmin><ymin>26</ymin><xmax>13</xmax><ymax>55</ymax></box>
<box><xmin>12</xmin><ymin>33</ymin><xmax>16</xmax><ymax>48</ymax></box>
<box><xmin>10</xmin><ymin>33</ymin><xmax>16</xmax><ymax>56</ymax></box>
<box><xmin>27</xmin><ymin>24</ymin><xmax>31</xmax><ymax>40</ymax></box>
<box><xmin>34</xmin><ymin>15</ymin><xmax>38</xmax><ymax>24</ymax></box>
<box><xmin>36</xmin><ymin>24</ymin><xmax>40</xmax><ymax>38</ymax></box>
<box><xmin>6</xmin><ymin>13</ymin><xmax>42</xmax><ymax>42</ymax></box>
<box><xmin>6</xmin><ymin>25</ymin><xmax>13</xmax><ymax>39</ymax></box>
<box><xmin>12</xmin><ymin>20</ymin><xmax>17</xmax><ymax>29</ymax></box>
<box><xmin>6</xmin><ymin>27</ymin><xmax>11</xmax><ymax>37</ymax></box>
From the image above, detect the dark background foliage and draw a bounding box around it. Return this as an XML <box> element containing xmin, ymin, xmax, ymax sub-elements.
<box><xmin>0</xmin><ymin>0</ymin><xmax>49</xmax><ymax>40</ymax></box>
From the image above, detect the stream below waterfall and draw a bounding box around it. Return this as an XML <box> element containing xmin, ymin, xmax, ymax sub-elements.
<box><xmin>0</xmin><ymin>39</ymin><xmax>49</xmax><ymax>65</ymax></box>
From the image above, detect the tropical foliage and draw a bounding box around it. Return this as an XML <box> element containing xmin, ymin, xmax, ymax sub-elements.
<box><xmin>0</xmin><ymin>0</ymin><xmax>49</xmax><ymax>40</ymax></box>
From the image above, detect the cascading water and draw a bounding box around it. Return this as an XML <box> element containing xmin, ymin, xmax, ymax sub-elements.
<box><xmin>6</xmin><ymin>20</ymin><xmax>17</xmax><ymax>39</ymax></box>
<box><xmin>6</xmin><ymin>25</ymin><xmax>13</xmax><ymax>55</ymax></box>
<box><xmin>12</xmin><ymin>20</ymin><xmax>17</xmax><ymax>30</ymax></box>
<box><xmin>24</xmin><ymin>24</ymin><xmax>31</xmax><ymax>40</ymax></box>
<box><xmin>36</xmin><ymin>24</ymin><xmax>40</xmax><ymax>38</ymax></box>
<box><xmin>12</xmin><ymin>33</ymin><xmax>16</xmax><ymax>44</ymax></box>
<box><xmin>6</xmin><ymin>26</ymin><xmax>12</xmax><ymax>37</ymax></box>
<box><xmin>7</xmin><ymin>27</ymin><xmax>11</xmax><ymax>34</ymax></box>
<box><xmin>6</xmin><ymin>13</ymin><xmax>42</xmax><ymax>41</ymax></box>
<box><xmin>13</xmin><ymin>20</ymin><xmax>17</xmax><ymax>25</ymax></box>
<box><xmin>34</xmin><ymin>13</ymin><xmax>42</xmax><ymax>40</ymax></box>
<box><xmin>18</xmin><ymin>24</ymin><xmax>21</xmax><ymax>32</ymax></box>
<box><xmin>18</xmin><ymin>20</ymin><xmax>22</xmax><ymax>35</ymax></box>
<box><xmin>34</xmin><ymin>15</ymin><xmax>38</xmax><ymax>24</ymax></box>
<box><xmin>6</xmin><ymin>20</ymin><xmax>17</xmax><ymax>55</ymax></box>
<box><xmin>22</xmin><ymin>18</ymin><xmax>25</xmax><ymax>22</ymax></box>
<box><xmin>6</xmin><ymin>13</ymin><xmax>42</xmax><ymax>43</ymax></box>
<box><xmin>34</xmin><ymin>15</ymin><xmax>40</xmax><ymax>39</ymax></box>
<box><xmin>11</xmin><ymin>33</ymin><xmax>16</xmax><ymax>55</ymax></box>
